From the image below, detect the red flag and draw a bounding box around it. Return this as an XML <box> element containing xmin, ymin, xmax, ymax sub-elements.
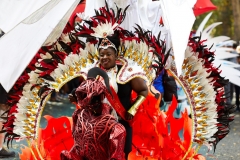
<box><xmin>194</xmin><ymin>0</ymin><xmax>217</xmax><ymax>16</ymax></box>
<box><xmin>68</xmin><ymin>0</ymin><xmax>86</xmax><ymax>27</ymax></box>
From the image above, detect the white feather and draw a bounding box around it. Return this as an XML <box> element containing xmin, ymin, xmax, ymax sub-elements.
<box><xmin>18</xmin><ymin>98</ymin><xmax>30</xmax><ymax>107</ymax></box>
<box><xmin>86</xmin><ymin>42</ymin><xmax>97</xmax><ymax>54</ymax></box>
<box><xmin>91</xmin><ymin>22</ymin><xmax>118</xmax><ymax>38</ymax></box>
<box><xmin>185</xmin><ymin>47</ymin><xmax>194</xmax><ymax>58</ymax></box>
<box><xmin>202</xmin><ymin>22</ymin><xmax>222</xmax><ymax>40</ymax></box>
<box><xmin>17</xmin><ymin>108</ymin><xmax>28</xmax><ymax>114</ymax></box>
<box><xmin>28</xmin><ymin>71</ymin><xmax>39</xmax><ymax>84</ymax></box>
<box><xmin>64</xmin><ymin>56</ymin><xmax>74</xmax><ymax>66</ymax></box>
<box><xmin>14</xmin><ymin>113</ymin><xmax>27</xmax><ymax>121</ymax></box>
<box><xmin>195</xmin><ymin>12</ymin><xmax>213</xmax><ymax>36</ymax></box>
<box><xmin>23</xmin><ymin>83</ymin><xmax>32</xmax><ymax>91</ymax></box>
<box><xmin>205</xmin><ymin>36</ymin><xmax>230</xmax><ymax>51</ymax></box>
<box><xmin>40</xmin><ymin>52</ymin><xmax>52</xmax><ymax>59</ymax></box>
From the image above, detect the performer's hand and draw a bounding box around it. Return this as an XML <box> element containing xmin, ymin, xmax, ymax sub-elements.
<box><xmin>125</xmin><ymin>112</ymin><xmax>133</xmax><ymax>120</ymax></box>
<box><xmin>68</xmin><ymin>94</ymin><xmax>76</xmax><ymax>104</ymax></box>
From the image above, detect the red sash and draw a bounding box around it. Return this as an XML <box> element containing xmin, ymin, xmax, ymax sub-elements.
<box><xmin>105</xmin><ymin>87</ymin><xmax>127</xmax><ymax>121</ymax></box>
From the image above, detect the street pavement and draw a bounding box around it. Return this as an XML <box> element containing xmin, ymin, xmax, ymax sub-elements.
<box><xmin>1</xmin><ymin>100</ymin><xmax>75</xmax><ymax>160</ymax></box>
<box><xmin>198</xmin><ymin>111</ymin><xmax>240</xmax><ymax>160</ymax></box>
<box><xmin>2</xmin><ymin>100</ymin><xmax>240</xmax><ymax>160</ymax></box>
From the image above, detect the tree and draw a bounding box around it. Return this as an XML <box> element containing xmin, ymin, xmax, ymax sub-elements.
<box><xmin>232</xmin><ymin>0</ymin><xmax>240</xmax><ymax>42</ymax></box>
<box><xmin>193</xmin><ymin>0</ymin><xmax>234</xmax><ymax>38</ymax></box>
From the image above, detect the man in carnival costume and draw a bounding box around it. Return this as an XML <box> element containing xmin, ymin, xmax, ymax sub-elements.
<box><xmin>61</xmin><ymin>67</ymin><xmax>126</xmax><ymax>160</ymax></box>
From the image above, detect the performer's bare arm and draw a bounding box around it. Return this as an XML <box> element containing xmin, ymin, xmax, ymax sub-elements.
<box><xmin>125</xmin><ymin>77</ymin><xmax>148</xmax><ymax>120</ymax></box>
<box><xmin>130</xmin><ymin>77</ymin><xmax>148</xmax><ymax>97</ymax></box>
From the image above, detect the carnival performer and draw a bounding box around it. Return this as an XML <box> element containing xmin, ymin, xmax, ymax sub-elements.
<box><xmin>98</xmin><ymin>34</ymin><xmax>149</xmax><ymax>159</ymax></box>
<box><xmin>61</xmin><ymin>67</ymin><xmax>126</xmax><ymax>160</ymax></box>
<box><xmin>67</xmin><ymin>32</ymin><xmax>149</xmax><ymax>159</ymax></box>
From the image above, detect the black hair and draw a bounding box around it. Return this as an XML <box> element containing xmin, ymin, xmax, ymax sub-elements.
<box><xmin>98</xmin><ymin>31</ymin><xmax>120</xmax><ymax>52</ymax></box>
<box><xmin>0</xmin><ymin>84</ymin><xmax>8</xmax><ymax>104</ymax></box>
<box><xmin>233</xmin><ymin>43</ymin><xmax>238</xmax><ymax>49</ymax></box>
<box><xmin>71</xmin><ymin>88</ymin><xmax>77</xmax><ymax>101</ymax></box>
<box><xmin>87</xmin><ymin>67</ymin><xmax>112</xmax><ymax>96</ymax></box>
<box><xmin>79</xmin><ymin>0</ymin><xmax>84</xmax><ymax>4</ymax></box>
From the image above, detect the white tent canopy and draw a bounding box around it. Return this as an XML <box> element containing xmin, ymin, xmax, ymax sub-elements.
<box><xmin>0</xmin><ymin>0</ymin><xmax>51</xmax><ymax>33</ymax></box>
<box><xmin>0</xmin><ymin>0</ymin><xmax>80</xmax><ymax>92</ymax></box>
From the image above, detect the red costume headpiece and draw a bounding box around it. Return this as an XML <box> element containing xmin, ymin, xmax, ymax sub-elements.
<box><xmin>75</xmin><ymin>67</ymin><xmax>112</xmax><ymax>107</ymax></box>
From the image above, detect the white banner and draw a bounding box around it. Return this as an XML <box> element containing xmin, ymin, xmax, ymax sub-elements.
<box><xmin>160</xmin><ymin>0</ymin><xmax>197</xmax><ymax>76</ymax></box>
<box><xmin>0</xmin><ymin>0</ymin><xmax>80</xmax><ymax>92</ymax></box>
<box><xmin>0</xmin><ymin>0</ymin><xmax>51</xmax><ymax>33</ymax></box>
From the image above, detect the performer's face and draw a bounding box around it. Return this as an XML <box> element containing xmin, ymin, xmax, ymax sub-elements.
<box><xmin>99</xmin><ymin>47</ymin><xmax>117</xmax><ymax>69</ymax></box>
<box><xmin>88</xmin><ymin>95</ymin><xmax>102</xmax><ymax>115</ymax></box>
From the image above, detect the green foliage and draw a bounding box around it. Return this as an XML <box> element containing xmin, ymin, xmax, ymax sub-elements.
<box><xmin>193</xmin><ymin>0</ymin><xmax>233</xmax><ymax>38</ymax></box>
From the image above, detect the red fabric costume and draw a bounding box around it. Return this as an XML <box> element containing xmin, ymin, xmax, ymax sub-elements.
<box><xmin>61</xmin><ymin>69</ymin><xmax>126</xmax><ymax>160</ymax></box>
<box><xmin>61</xmin><ymin>108</ymin><xmax>126</xmax><ymax>160</ymax></box>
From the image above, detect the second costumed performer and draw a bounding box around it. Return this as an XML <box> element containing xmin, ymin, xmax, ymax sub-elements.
<box><xmin>61</xmin><ymin>67</ymin><xmax>127</xmax><ymax>160</ymax></box>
